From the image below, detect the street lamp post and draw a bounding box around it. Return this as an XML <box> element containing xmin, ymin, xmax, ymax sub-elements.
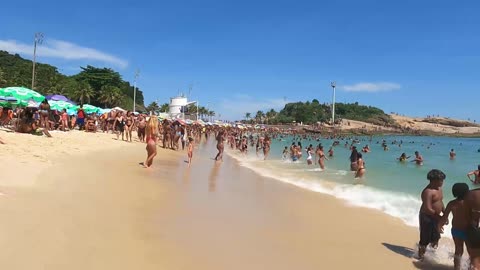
<box><xmin>31</xmin><ymin>32</ymin><xmax>44</xmax><ymax>90</ymax></box>
<box><xmin>133</xmin><ymin>69</ymin><xmax>140</xmax><ymax>113</ymax></box>
<box><xmin>331</xmin><ymin>81</ymin><xmax>336</xmax><ymax>127</ymax></box>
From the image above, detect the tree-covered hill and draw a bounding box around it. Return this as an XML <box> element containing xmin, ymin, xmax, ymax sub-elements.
<box><xmin>0</xmin><ymin>50</ymin><xmax>145</xmax><ymax>110</ymax></box>
<box><xmin>246</xmin><ymin>99</ymin><xmax>395</xmax><ymax>126</ymax></box>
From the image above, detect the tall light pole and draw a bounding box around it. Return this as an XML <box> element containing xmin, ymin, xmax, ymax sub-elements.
<box><xmin>133</xmin><ymin>69</ymin><xmax>140</xmax><ymax>113</ymax></box>
<box><xmin>331</xmin><ymin>81</ymin><xmax>336</xmax><ymax>127</ymax></box>
<box><xmin>31</xmin><ymin>32</ymin><xmax>44</xmax><ymax>90</ymax></box>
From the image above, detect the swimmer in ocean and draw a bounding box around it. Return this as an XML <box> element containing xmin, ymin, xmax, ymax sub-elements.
<box><xmin>397</xmin><ymin>153</ymin><xmax>411</xmax><ymax>162</ymax></box>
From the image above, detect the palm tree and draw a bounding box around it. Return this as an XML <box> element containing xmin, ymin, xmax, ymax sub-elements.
<box><xmin>208</xmin><ymin>110</ymin><xmax>215</xmax><ymax>122</ymax></box>
<box><xmin>245</xmin><ymin>112</ymin><xmax>251</xmax><ymax>123</ymax></box>
<box><xmin>255</xmin><ymin>110</ymin><xmax>264</xmax><ymax>124</ymax></box>
<box><xmin>98</xmin><ymin>85</ymin><xmax>122</xmax><ymax>108</ymax></box>
<box><xmin>160</xmin><ymin>103</ymin><xmax>169</xmax><ymax>113</ymax></box>
<box><xmin>266</xmin><ymin>109</ymin><xmax>277</xmax><ymax>124</ymax></box>
<box><xmin>72</xmin><ymin>81</ymin><xmax>95</xmax><ymax>105</ymax></box>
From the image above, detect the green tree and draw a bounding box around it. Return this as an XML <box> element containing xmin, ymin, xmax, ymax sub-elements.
<box><xmin>98</xmin><ymin>85</ymin><xmax>122</xmax><ymax>107</ymax></box>
<box><xmin>0</xmin><ymin>67</ymin><xmax>6</xmax><ymax>87</ymax></box>
<box><xmin>146</xmin><ymin>101</ymin><xmax>161</xmax><ymax>113</ymax></box>
<box><xmin>265</xmin><ymin>109</ymin><xmax>277</xmax><ymax>124</ymax></box>
<box><xmin>72</xmin><ymin>81</ymin><xmax>95</xmax><ymax>105</ymax></box>
<box><xmin>255</xmin><ymin>110</ymin><xmax>265</xmax><ymax>124</ymax></box>
<box><xmin>160</xmin><ymin>103</ymin><xmax>170</xmax><ymax>113</ymax></box>
<box><xmin>245</xmin><ymin>112</ymin><xmax>251</xmax><ymax>122</ymax></box>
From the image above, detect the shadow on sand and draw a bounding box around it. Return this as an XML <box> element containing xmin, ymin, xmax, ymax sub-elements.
<box><xmin>382</xmin><ymin>243</ymin><xmax>453</xmax><ymax>270</ymax></box>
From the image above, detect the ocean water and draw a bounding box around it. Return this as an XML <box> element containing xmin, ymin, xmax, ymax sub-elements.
<box><xmin>226</xmin><ymin>135</ymin><xmax>480</xmax><ymax>230</ymax></box>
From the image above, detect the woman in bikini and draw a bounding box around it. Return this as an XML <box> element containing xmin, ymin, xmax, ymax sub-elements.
<box><xmin>317</xmin><ymin>145</ymin><xmax>328</xmax><ymax>170</ymax></box>
<box><xmin>355</xmin><ymin>153</ymin><xmax>366</xmax><ymax>179</ymax></box>
<box><xmin>124</xmin><ymin>111</ymin><xmax>134</xmax><ymax>142</ymax></box>
<box><xmin>144</xmin><ymin>116</ymin><xmax>159</xmax><ymax>168</ymax></box>
<box><xmin>39</xmin><ymin>99</ymin><xmax>50</xmax><ymax>130</ymax></box>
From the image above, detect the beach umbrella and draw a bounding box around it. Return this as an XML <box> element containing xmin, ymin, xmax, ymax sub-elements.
<box><xmin>1</xmin><ymin>87</ymin><xmax>45</xmax><ymax>102</ymax></box>
<box><xmin>46</xmin><ymin>94</ymin><xmax>76</xmax><ymax>105</ymax></box>
<box><xmin>49</xmin><ymin>100</ymin><xmax>76</xmax><ymax>111</ymax></box>
<box><xmin>67</xmin><ymin>109</ymin><xmax>77</xmax><ymax>116</ymax></box>
<box><xmin>78</xmin><ymin>104</ymin><xmax>100</xmax><ymax>114</ymax></box>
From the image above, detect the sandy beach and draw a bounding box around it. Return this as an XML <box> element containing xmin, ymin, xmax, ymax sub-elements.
<box><xmin>0</xmin><ymin>131</ymin><xmax>453</xmax><ymax>269</ymax></box>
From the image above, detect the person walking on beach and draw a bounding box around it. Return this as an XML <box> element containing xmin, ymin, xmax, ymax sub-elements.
<box><xmin>450</xmin><ymin>149</ymin><xmax>457</xmax><ymax>160</ymax></box>
<box><xmin>144</xmin><ymin>116</ymin><xmax>158</xmax><ymax>168</ymax></box>
<box><xmin>438</xmin><ymin>183</ymin><xmax>469</xmax><ymax>270</ymax></box>
<box><xmin>187</xmin><ymin>137</ymin><xmax>194</xmax><ymax>166</ymax></box>
<box><xmin>468</xmin><ymin>165</ymin><xmax>480</xmax><ymax>185</ymax></box>
<box><xmin>39</xmin><ymin>99</ymin><xmax>50</xmax><ymax>130</ymax></box>
<box><xmin>214</xmin><ymin>130</ymin><xmax>225</xmax><ymax>161</ymax></box>
<box><xmin>114</xmin><ymin>112</ymin><xmax>125</xmax><ymax>141</ymax></box>
<box><xmin>413</xmin><ymin>151</ymin><xmax>424</xmax><ymax>165</ymax></box>
<box><xmin>417</xmin><ymin>169</ymin><xmax>446</xmax><ymax>260</ymax></box>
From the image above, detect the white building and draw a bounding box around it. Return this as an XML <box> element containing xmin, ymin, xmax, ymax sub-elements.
<box><xmin>168</xmin><ymin>95</ymin><xmax>197</xmax><ymax>120</ymax></box>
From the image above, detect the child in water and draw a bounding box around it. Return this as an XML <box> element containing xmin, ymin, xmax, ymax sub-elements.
<box><xmin>438</xmin><ymin>183</ymin><xmax>469</xmax><ymax>270</ymax></box>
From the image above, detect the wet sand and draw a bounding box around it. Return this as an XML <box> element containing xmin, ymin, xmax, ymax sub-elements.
<box><xmin>0</xmin><ymin>136</ymin><xmax>452</xmax><ymax>269</ymax></box>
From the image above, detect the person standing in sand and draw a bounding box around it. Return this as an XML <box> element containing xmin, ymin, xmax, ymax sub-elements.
<box><xmin>417</xmin><ymin>169</ymin><xmax>446</xmax><ymax>260</ymax></box>
<box><xmin>136</xmin><ymin>114</ymin><xmax>146</xmax><ymax>143</ymax></box>
<box><xmin>468</xmin><ymin>165</ymin><xmax>480</xmax><ymax>185</ymax></box>
<box><xmin>187</xmin><ymin>137</ymin><xmax>194</xmax><ymax>166</ymax></box>
<box><xmin>124</xmin><ymin>111</ymin><xmax>134</xmax><ymax>142</ymax></box>
<box><xmin>144</xmin><ymin>117</ymin><xmax>158</xmax><ymax>168</ymax></box>
<box><xmin>438</xmin><ymin>183</ymin><xmax>469</xmax><ymax>270</ymax></box>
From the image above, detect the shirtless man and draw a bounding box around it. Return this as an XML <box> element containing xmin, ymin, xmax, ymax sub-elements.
<box><xmin>418</xmin><ymin>169</ymin><xmax>446</xmax><ymax>259</ymax></box>
<box><xmin>413</xmin><ymin>151</ymin><xmax>424</xmax><ymax>165</ymax></box>
<box><xmin>468</xmin><ymin>165</ymin><xmax>480</xmax><ymax>185</ymax></box>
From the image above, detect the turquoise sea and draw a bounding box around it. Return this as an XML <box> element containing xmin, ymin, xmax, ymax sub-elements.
<box><xmin>226</xmin><ymin>135</ymin><xmax>480</xmax><ymax>229</ymax></box>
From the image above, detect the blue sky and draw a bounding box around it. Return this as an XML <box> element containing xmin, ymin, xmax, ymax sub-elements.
<box><xmin>1</xmin><ymin>0</ymin><xmax>479</xmax><ymax>120</ymax></box>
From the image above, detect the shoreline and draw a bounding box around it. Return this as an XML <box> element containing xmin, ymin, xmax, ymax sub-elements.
<box><xmin>0</xmin><ymin>131</ymin><xmax>456</xmax><ymax>269</ymax></box>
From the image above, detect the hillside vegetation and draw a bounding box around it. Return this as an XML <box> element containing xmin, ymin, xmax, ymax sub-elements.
<box><xmin>0</xmin><ymin>51</ymin><xmax>145</xmax><ymax>110</ymax></box>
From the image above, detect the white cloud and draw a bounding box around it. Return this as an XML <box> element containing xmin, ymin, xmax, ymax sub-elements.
<box><xmin>218</xmin><ymin>94</ymin><xmax>287</xmax><ymax>120</ymax></box>
<box><xmin>0</xmin><ymin>39</ymin><xmax>128</xmax><ymax>68</ymax></box>
<box><xmin>341</xmin><ymin>82</ymin><xmax>401</xmax><ymax>92</ymax></box>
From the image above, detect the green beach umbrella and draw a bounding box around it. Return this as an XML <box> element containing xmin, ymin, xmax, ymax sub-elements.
<box><xmin>49</xmin><ymin>100</ymin><xmax>75</xmax><ymax>111</ymax></box>
<box><xmin>77</xmin><ymin>104</ymin><xmax>100</xmax><ymax>114</ymax></box>
<box><xmin>1</xmin><ymin>87</ymin><xmax>45</xmax><ymax>102</ymax></box>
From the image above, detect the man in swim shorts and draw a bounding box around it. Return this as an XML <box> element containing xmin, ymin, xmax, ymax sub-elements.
<box><xmin>418</xmin><ymin>169</ymin><xmax>446</xmax><ymax>259</ymax></box>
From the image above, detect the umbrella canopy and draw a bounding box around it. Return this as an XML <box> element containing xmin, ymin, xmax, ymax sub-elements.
<box><xmin>49</xmin><ymin>100</ymin><xmax>76</xmax><ymax>111</ymax></box>
<box><xmin>77</xmin><ymin>104</ymin><xmax>100</xmax><ymax>114</ymax></box>
<box><xmin>0</xmin><ymin>87</ymin><xmax>45</xmax><ymax>102</ymax></box>
<box><xmin>46</xmin><ymin>94</ymin><xmax>76</xmax><ymax>105</ymax></box>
